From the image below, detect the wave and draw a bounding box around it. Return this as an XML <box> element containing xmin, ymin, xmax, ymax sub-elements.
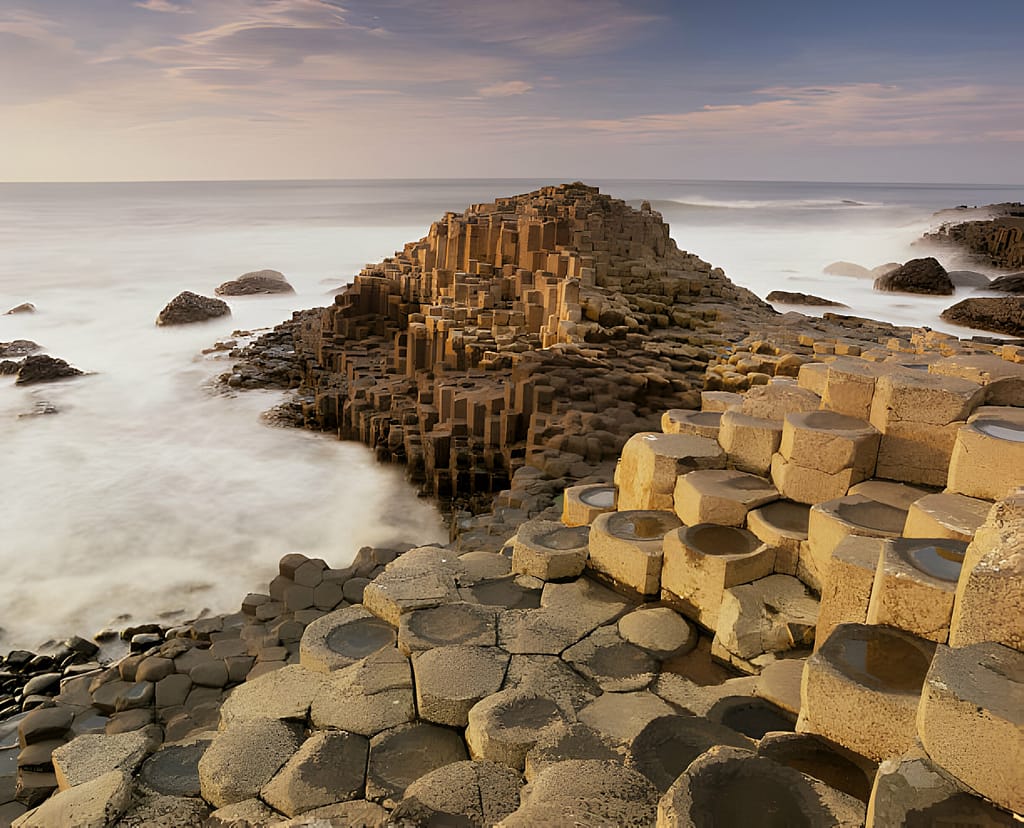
<box><xmin>654</xmin><ymin>196</ymin><xmax>883</xmax><ymax>211</ymax></box>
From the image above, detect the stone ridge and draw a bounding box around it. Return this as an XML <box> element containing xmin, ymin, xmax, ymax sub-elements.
<box><xmin>277</xmin><ymin>183</ymin><xmax>775</xmax><ymax>507</ymax></box>
<box><xmin>924</xmin><ymin>203</ymin><xmax>1024</xmax><ymax>271</ymax></box>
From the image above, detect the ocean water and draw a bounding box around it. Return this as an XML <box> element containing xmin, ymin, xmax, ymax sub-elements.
<box><xmin>0</xmin><ymin>178</ymin><xmax>1020</xmax><ymax>651</ymax></box>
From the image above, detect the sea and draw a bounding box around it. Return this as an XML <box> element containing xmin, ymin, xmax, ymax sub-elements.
<box><xmin>1</xmin><ymin>178</ymin><xmax>1021</xmax><ymax>651</ymax></box>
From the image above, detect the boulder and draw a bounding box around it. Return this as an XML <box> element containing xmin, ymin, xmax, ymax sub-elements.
<box><xmin>766</xmin><ymin>291</ymin><xmax>847</xmax><ymax>308</ymax></box>
<box><xmin>0</xmin><ymin>359</ymin><xmax>20</xmax><ymax>375</ymax></box>
<box><xmin>5</xmin><ymin>303</ymin><xmax>35</xmax><ymax>315</ymax></box>
<box><xmin>988</xmin><ymin>272</ymin><xmax>1024</xmax><ymax>293</ymax></box>
<box><xmin>824</xmin><ymin>261</ymin><xmax>873</xmax><ymax>278</ymax></box>
<box><xmin>0</xmin><ymin>340</ymin><xmax>39</xmax><ymax>357</ymax></box>
<box><xmin>873</xmin><ymin>257</ymin><xmax>954</xmax><ymax>295</ymax></box>
<box><xmin>215</xmin><ymin>269</ymin><xmax>294</xmax><ymax>296</ymax></box>
<box><xmin>941</xmin><ymin>296</ymin><xmax>1024</xmax><ymax>336</ymax></box>
<box><xmin>947</xmin><ymin>270</ymin><xmax>992</xmax><ymax>288</ymax></box>
<box><xmin>155</xmin><ymin>291</ymin><xmax>230</xmax><ymax>326</ymax></box>
<box><xmin>14</xmin><ymin>355</ymin><xmax>83</xmax><ymax>386</ymax></box>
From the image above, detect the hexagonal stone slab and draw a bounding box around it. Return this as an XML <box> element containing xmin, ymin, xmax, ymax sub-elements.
<box><xmin>137</xmin><ymin>732</ymin><xmax>213</xmax><ymax>798</ymax></box>
<box><xmin>577</xmin><ymin>690</ymin><xmax>677</xmax><ymax>747</ymax></box>
<box><xmin>617</xmin><ymin>607</ymin><xmax>696</xmax><ymax>659</ymax></box>
<box><xmin>398</xmin><ymin>602</ymin><xmax>498</xmax><ymax>655</ymax></box>
<box><xmin>562</xmin><ymin>625</ymin><xmax>657</xmax><ymax>692</ymax></box>
<box><xmin>502</xmin><ymin>655</ymin><xmax>599</xmax><ymax>715</ymax></box>
<box><xmin>413</xmin><ymin>645</ymin><xmax>510</xmax><ymax>727</ymax></box>
<box><xmin>218</xmin><ymin>664</ymin><xmax>330</xmax><ymax>727</ymax></box>
<box><xmin>362</xmin><ymin>546</ymin><xmax>463</xmax><ymax>627</ymax></box>
<box><xmin>365</xmin><ymin>723</ymin><xmax>468</xmax><ymax>806</ymax></box>
<box><xmin>561</xmin><ymin>483</ymin><xmax>617</xmax><ymax>527</ymax></box>
<box><xmin>261</xmin><ymin>730</ymin><xmax>368</xmax><ymax>817</ymax></box>
<box><xmin>52</xmin><ymin>730</ymin><xmax>157</xmax><ymax>790</ymax></box>
<box><xmin>392</xmin><ymin>760</ymin><xmax>522</xmax><ymax>826</ymax></box>
<box><xmin>673</xmin><ymin>469</ymin><xmax>778</xmax><ymax>527</ymax></box>
<box><xmin>524</xmin><ymin>723</ymin><xmax>622</xmax><ymax>782</ymax></box>
<box><xmin>300</xmin><ymin>606</ymin><xmax>396</xmax><ymax>673</ymax></box>
<box><xmin>309</xmin><ymin>648</ymin><xmax>415</xmax><ymax>737</ymax></box>
<box><xmin>511</xmin><ymin>519</ymin><xmax>590</xmax><ymax>581</ymax></box>
<box><xmin>197</xmin><ymin>718</ymin><xmax>302</xmax><ymax>808</ymax></box>
<box><xmin>756</xmin><ymin>731</ymin><xmax>876</xmax><ymax>805</ymax></box>
<box><xmin>466</xmin><ymin>688</ymin><xmax>570</xmax><ymax>770</ymax></box>
<box><xmin>12</xmin><ymin>770</ymin><xmax>132</xmax><ymax>828</ymax></box>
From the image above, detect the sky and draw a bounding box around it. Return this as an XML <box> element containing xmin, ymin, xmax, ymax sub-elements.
<box><xmin>2</xmin><ymin>0</ymin><xmax>1023</xmax><ymax>183</ymax></box>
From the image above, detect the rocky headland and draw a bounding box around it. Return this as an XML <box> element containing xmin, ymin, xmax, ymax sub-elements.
<box><xmin>3</xmin><ymin>184</ymin><xmax>1023</xmax><ymax>826</ymax></box>
<box><xmin>923</xmin><ymin>202</ymin><xmax>1024</xmax><ymax>271</ymax></box>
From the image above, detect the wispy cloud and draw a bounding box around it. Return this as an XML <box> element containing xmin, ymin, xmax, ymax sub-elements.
<box><xmin>478</xmin><ymin>80</ymin><xmax>532</xmax><ymax>98</ymax></box>
<box><xmin>135</xmin><ymin>0</ymin><xmax>194</xmax><ymax>13</ymax></box>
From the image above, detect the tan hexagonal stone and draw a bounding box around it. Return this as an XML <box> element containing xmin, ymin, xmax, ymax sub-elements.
<box><xmin>615</xmin><ymin>432</ymin><xmax>725</xmax><ymax>511</ymax></box>
<box><xmin>814</xmin><ymin>535</ymin><xmax>885</xmax><ymax>651</ymax></box>
<box><xmin>560</xmin><ymin>483</ymin><xmax>616</xmax><ymax>527</ymax></box>
<box><xmin>903</xmin><ymin>492</ymin><xmax>991</xmax><ymax>542</ymax></box>
<box><xmin>947</xmin><ymin>406</ymin><xmax>1024</xmax><ymax>501</ymax></box>
<box><xmin>587</xmin><ymin>510</ymin><xmax>682</xmax><ymax>596</ymax></box>
<box><xmin>673</xmin><ymin>469</ymin><xmax>778</xmax><ymax>527</ymax></box>
<box><xmin>717</xmin><ymin>411</ymin><xmax>782</xmax><ymax>476</ymax></box>
<box><xmin>511</xmin><ymin>519</ymin><xmax>589</xmax><ymax>581</ymax></box>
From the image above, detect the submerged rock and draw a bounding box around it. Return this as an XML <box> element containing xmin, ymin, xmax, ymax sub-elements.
<box><xmin>987</xmin><ymin>272</ymin><xmax>1024</xmax><ymax>293</ymax></box>
<box><xmin>873</xmin><ymin>257</ymin><xmax>954</xmax><ymax>295</ymax></box>
<box><xmin>0</xmin><ymin>340</ymin><xmax>40</xmax><ymax>358</ymax></box>
<box><xmin>823</xmin><ymin>261</ymin><xmax>872</xmax><ymax>278</ymax></box>
<box><xmin>15</xmin><ymin>355</ymin><xmax>84</xmax><ymax>386</ymax></box>
<box><xmin>947</xmin><ymin>270</ymin><xmax>992</xmax><ymax>288</ymax></box>
<box><xmin>941</xmin><ymin>297</ymin><xmax>1024</xmax><ymax>336</ymax></box>
<box><xmin>5</xmin><ymin>303</ymin><xmax>35</xmax><ymax>315</ymax></box>
<box><xmin>156</xmin><ymin>292</ymin><xmax>230</xmax><ymax>326</ymax></box>
<box><xmin>215</xmin><ymin>269</ymin><xmax>294</xmax><ymax>296</ymax></box>
<box><xmin>766</xmin><ymin>291</ymin><xmax>848</xmax><ymax>308</ymax></box>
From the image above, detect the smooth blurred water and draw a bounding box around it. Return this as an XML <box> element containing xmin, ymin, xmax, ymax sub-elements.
<box><xmin>0</xmin><ymin>178</ymin><xmax>1020</xmax><ymax>650</ymax></box>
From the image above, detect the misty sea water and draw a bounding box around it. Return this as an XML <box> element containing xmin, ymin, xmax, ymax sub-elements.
<box><xmin>0</xmin><ymin>177</ymin><xmax>1020</xmax><ymax>650</ymax></box>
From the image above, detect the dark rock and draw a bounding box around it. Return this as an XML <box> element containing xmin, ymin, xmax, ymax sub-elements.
<box><xmin>215</xmin><ymin>269</ymin><xmax>294</xmax><ymax>296</ymax></box>
<box><xmin>4</xmin><ymin>303</ymin><xmax>35</xmax><ymax>315</ymax></box>
<box><xmin>156</xmin><ymin>291</ymin><xmax>230</xmax><ymax>326</ymax></box>
<box><xmin>15</xmin><ymin>355</ymin><xmax>84</xmax><ymax>386</ymax></box>
<box><xmin>941</xmin><ymin>297</ymin><xmax>1024</xmax><ymax>337</ymax></box>
<box><xmin>765</xmin><ymin>291</ymin><xmax>847</xmax><ymax>308</ymax></box>
<box><xmin>1</xmin><ymin>359</ymin><xmax>22</xmax><ymax>375</ymax></box>
<box><xmin>874</xmin><ymin>258</ymin><xmax>954</xmax><ymax>295</ymax></box>
<box><xmin>947</xmin><ymin>270</ymin><xmax>992</xmax><ymax>288</ymax></box>
<box><xmin>21</xmin><ymin>673</ymin><xmax>61</xmax><ymax>697</ymax></box>
<box><xmin>18</xmin><ymin>707</ymin><xmax>74</xmax><ymax>746</ymax></box>
<box><xmin>988</xmin><ymin>272</ymin><xmax>1024</xmax><ymax>293</ymax></box>
<box><xmin>0</xmin><ymin>340</ymin><xmax>39</xmax><ymax>358</ymax></box>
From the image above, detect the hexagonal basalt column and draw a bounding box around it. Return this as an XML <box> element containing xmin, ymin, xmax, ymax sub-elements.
<box><xmin>661</xmin><ymin>523</ymin><xmax>773</xmax><ymax>630</ymax></box>
<box><xmin>917</xmin><ymin>642</ymin><xmax>1024</xmax><ymax>815</ymax></box>
<box><xmin>814</xmin><ymin>536</ymin><xmax>885</xmax><ymax>651</ymax></box>
<box><xmin>511</xmin><ymin>519</ymin><xmax>590</xmax><ymax>581</ymax></box>
<box><xmin>947</xmin><ymin>406</ymin><xmax>1024</xmax><ymax>501</ymax></box>
<box><xmin>300</xmin><ymin>606</ymin><xmax>397</xmax><ymax>673</ymax></box>
<box><xmin>586</xmin><ymin>509</ymin><xmax>682</xmax><ymax>596</ymax></box>
<box><xmin>412</xmin><ymin>645</ymin><xmax>510</xmax><ymax>727</ymax></box>
<box><xmin>717</xmin><ymin>411</ymin><xmax>782</xmax><ymax>476</ymax></box>
<box><xmin>561</xmin><ymin>483</ymin><xmax>616</xmax><ymax>527</ymax></box>
<box><xmin>803</xmin><ymin>494</ymin><xmax>908</xmax><ymax>592</ymax></box>
<box><xmin>615</xmin><ymin>432</ymin><xmax>724</xmax><ymax>511</ymax></box>
<box><xmin>799</xmin><ymin>623</ymin><xmax>936</xmax><ymax>762</ymax></box>
<box><xmin>771</xmin><ymin>410</ymin><xmax>880</xmax><ymax>505</ymax></box>
<box><xmin>746</xmin><ymin>500</ymin><xmax>810</xmax><ymax>576</ymax></box>
<box><xmin>661</xmin><ymin>409</ymin><xmax>722</xmax><ymax>439</ymax></box>
<box><xmin>673</xmin><ymin>469</ymin><xmax>778</xmax><ymax>528</ymax></box>
<box><xmin>866</xmin><ymin>538</ymin><xmax>968</xmax><ymax>642</ymax></box>
<box><xmin>466</xmin><ymin>688</ymin><xmax>570</xmax><ymax>770</ymax></box>
<box><xmin>903</xmin><ymin>492</ymin><xmax>991</xmax><ymax>543</ymax></box>
<box><xmin>819</xmin><ymin>357</ymin><xmax>887</xmax><ymax>420</ymax></box>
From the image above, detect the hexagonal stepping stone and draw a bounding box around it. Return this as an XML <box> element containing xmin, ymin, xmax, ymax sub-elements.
<box><xmin>366</xmin><ymin>722</ymin><xmax>468</xmax><ymax>806</ymax></box>
<box><xmin>948</xmin><ymin>406</ymin><xmax>1024</xmax><ymax>500</ymax></box>
<box><xmin>867</xmin><ymin>743</ymin><xmax>1016</xmax><ymax>826</ymax></box>
<box><xmin>466</xmin><ymin>688</ymin><xmax>570</xmax><ymax>770</ymax></box>
<box><xmin>903</xmin><ymin>492</ymin><xmax>991</xmax><ymax>542</ymax></box>
<box><xmin>300</xmin><ymin>606</ymin><xmax>397</xmax><ymax>673</ymax></box>
<box><xmin>713</xmin><ymin>574</ymin><xmax>818</xmax><ymax>666</ymax></box>
<box><xmin>500</xmin><ymin>759</ymin><xmax>659</xmax><ymax>828</ymax></box>
<box><xmin>398</xmin><ymin>602</ymin><xmax>498</xmax><ymax>654</ymax></box>
<box><xmin>309</xmin><ymin>648</ymin><xmax>415</xmax><ymax>737</ymax></box>
<box><xmin>457</xmin><ymin>550</ymin><xmax>512</xmax><ymax>583</ymax></box>
<box><xmin>804</xmin><ymin>494</ymin><xmax>908</xmax><ymax>592</ymax></box>
<box><xmin>413</xmin><ymin>645</ymin><xmax>510</xmax><ymax>727</ymax></box>
<box><xmin>615</xmin><ymin>432</ymin><xmax>725</xmax><ymax>512</ymax></box>
<box><xmin>917</xmin><ymin>642</ymin><xmax>1024</xmax><ymax>815</ymax></box>
<box><xmin>819</xmin><ymin>356</ymin><xmax>886</xmax><ymax>420</ymax></box>
<box><xmin>502</xmin><ymin>655</ymin><xmax>599</xmax><ymax>715</ymax></box>
<box><xmin>587</xmin><ymin>509</ymin><xmax>682</xmax><ymax>596</ymax></box>
<box><xmin>561</xmin><ymin>483</ymin><xmax>617</xmax><ymax>527</ymax></box>
<box><xmin>625</xmin><ymin>714</ymin><xmax>753</xmax><ymax>792</ymax></box>
<box><xmin>218</xmin><ymin>664</ymin><xmax>330</xmax><ymax>727</ymax></box>
<box><xmin>674</xmin><ymin>469</ymin><xmax>779</xmax><ymax>527</ymax></box>
<box><xmin>815</xmin><ymin>535</ymin><xmax>885</xmax><ymax>650</ymax></box>
<box><xmin>658</xmin><ymin>746</ymin><xmax>865</xmax><ymax>827</ymax></box>
<box><xmin>205</xmin><ymin>797</ymin><xmax>280</xmax><ymax>827</ymax></box>
<box><xmin>718</xmin><ymin>410</ymin><xmax>783</xmax><ymax>476</ymax></box>
<box><xmin>562</xmin><ymin>625</ymin><xmax>657</xmax><ymax>692</ymax></box>
<box><xmin>392</xmin><ymin>760</ymin><xmax>522</xmax><ymax>826</ymax></box>
<box><xmin>740</xmin><ymin>380</ymin><xmax>822</xmax><ymax>421</ymax></box>
<box><xmin>757</xmin><ymin>731</ymin><xmax>876</xmax><ymax>804</ymax></box>
<box><xmin>661</xmin><ymin>408</ymin><xmax>721</xmax><ymax>439</ymax></box>
<box><xmin>847</xmin><ymin>478</ymin><xmax>929</xmax><ymax>510</ymax></box>
<box><xmin>799</xmin><ymin>623</ymin><xmax>936</xmax><ymax>762</ymax></box>
<box><xmin>113</xmin><ymin>789</ymin><xmax>210</xmax><ymax>827</ymax></box>
<box><xmin>577</xmin><ymin>690</ymin><xmax>676</xmax><ymax>747</ymax></box>
<box><xmin>13</xmin><ymin>770</ymin><xmax>133</xmax><ymax>828</ymax></box>
<box><xmin>137</xmin><ymin>732</ymin><xmax>213</xmax><ymax>798</ymax></box>
<box><xmin>197</xmin><ymin>718</ymin><xmax>302</xmax><ymax>808</ymax></box>
<box><xmin>617</xmin><ymin>606</ymin><xmax>696</xmax><ymax>659</ymax></box>
<box><xmin>362</xmin><ymin>546</ymin><xmax>462</xmax><ymax>626</ymax></box>
<box><xmin>661</xmin><ymin>523</ymin><xmax>773</xmax><ymax>630</ymax></box>
<box><xmin>52</xmin><ymin>730</ymin><xmax>156</xmax><ymax>790</ymax></box>
<box><xmin>461</xmin><ymin>576</ymin><xmax>542</xmax><ymax>609</ymax></box>
<box><xmin>705</xmin><ymin>695</ymin><xmax>796</xmax><ymax>739</ymax></box>
<box><xmin>511</xmin><ymin>519</ymin><xmax>590</xmax><ymax>581</ymax></box>
<box><xmin>524</xmin><ymin>723</ymin><xmax>621</xmax><ymax>782</ymax></box>
<box><xmin>746</xmin><ymin>499</ymin><xmax>810</xmax><ymax>576</ymax></box>
<box><xmin>866</xmin><ymin>537</ymin><xmax>968</xmax><ymax>641</ymax></box>
<box><xmin>752</xmin><ymin>657</ymin><xmax>805</xmax><ymax>716</ymax></box>
<box><xmin>261</xmin><ymin>730</ymin><xmax>368</xmax><ymax>816</ymax></box>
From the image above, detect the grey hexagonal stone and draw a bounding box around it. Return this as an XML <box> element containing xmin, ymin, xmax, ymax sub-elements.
<box><xmin>466</xmin><ymin>688</ymin><xmax>570</xmax><ymax>770</ymax></box>
<box><xmin>197</xmin><ymin>718</ymin><xmax>302</xmax><ymax>808</ymax></box>
<box><xmin>309</xmin><ymin>648</ymin><xmax>415</xmax><ymax>737</ymax></box>
<box><xmin>365</xmin><ymin>723</ymin><xmax>468</xmax><ymax>807</ymax></box>
<box><xmin>413</xmin><ymin>646</ymin><xmax>510</xmax><ymax>727</ymax></box>
<box><xmin>300</xmin><ymin>606</ymin><xmax>396</xmax><ymax>673</ymax></box>
<box><xmin>398</xmin><ymin>602</ymin><xmax>498</xmax><ymax>654</ymax></box>
<box><xmin>261</xmin><ymin>730</ymin><xmax>368</xmax><ymax>817</ymax></box>
<box><xmin>393</xmin><ymin>760</ymin><xmax>522</xmax><ymax>826</ymax></box>
<box><xmin>562</xmin><ymin>625</ymin><xmax>658</xmax><ymax>692</ymax></box>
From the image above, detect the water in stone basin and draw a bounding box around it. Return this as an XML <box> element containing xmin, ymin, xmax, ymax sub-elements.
<box><xmin>609</xmin><ymin>512</ymin><xmax>676</xmax><ymax>540</ymax></box>
<box><xmin>757</xmin><ymin>501</ymin><xmax>810</xmax><ymax>534</ymax></box>
<box><xmin>976</xmin><ymin>420</ymin><xmax>1024</xmax><ymax>442</ymax></box>
<box><xmin>685</xmin><ymin>524</ymin><xmax>759</xmax><ymax>556</ymax></box>
<box><xmin>832</xmin><ymin>631</ymin><xmax>933</xmax><ymax>694</ymax></box>
<box><xmin>896</xmin><ymin>538</ymin><xmax>967</xmax><ymax>582</ymax></box>
<box><xmin>579</xmin><ymin>487</ymin><xmax>616</xmax><ymax>508</ymax></box>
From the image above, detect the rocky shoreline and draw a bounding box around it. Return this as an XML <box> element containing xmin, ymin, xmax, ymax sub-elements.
<box><xmin>3</xmin><ymin>184</ymin><xmax>1023</xmax><ymax>826</ymax></box>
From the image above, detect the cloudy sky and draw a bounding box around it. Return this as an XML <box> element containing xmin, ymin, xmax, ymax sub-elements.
<box><xmin>3</xmin><ymin>0</ymin><xmax>1023</xmax><ymax>182</ymax></box>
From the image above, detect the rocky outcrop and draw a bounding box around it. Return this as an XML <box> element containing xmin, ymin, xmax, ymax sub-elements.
<box><xmin>215</xmin><ymin>270</ymin><xmax>294</xmax><ymax>296</ymax></box>
<box><xmin>988</xmin><ymin>273</ymin><xmax>1024</xmax><ymax>294</ymax></box>
<box><xmin>948</xmin><ymin>271</ymin><xmax>991</xmax><ymax>288</ymax></box>
<box><xmin>15</xmin><ymin>355</ymin><xmax>84</xmax><ymax>386</ymax></box>
<box><xmin>924</xmin><ymin>204</ymin><xmax>1024</xmax><ymax>271</ymax></box>
<box><xmin>873</xmin><ymin>257</ymin><xmax>954</xmax><ymax>295</ymax></box>
<box><xmin>5</xmin><ymin>303</ymin><xmax>35</xmax><ymax>315</ymax></box>
<box><xmin>766</xmin><ymin>291</ymin><xmax>847</xmax><ymax>308</ymax></box>
<box><xmin>0</xmin><ymin>340</ymin><xmax>40</xmax><ymax>358</ymax></box>
<box><xmin>156</xmin><ymin>292</ymin><xmax>230</xmax><ymax>326</ymax></box>
<box><xmin>941</xmin><ymin>297</ymin><xmax>1024</xmax><ymax>337</ymax></box>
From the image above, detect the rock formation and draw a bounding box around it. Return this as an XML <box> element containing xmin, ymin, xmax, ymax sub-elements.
<box><xmin>766</xmin><ymin>291</ymin><xmax>847</xmax><ymax>308</ymax></box>
<box><xmin>5</xmin><ymin>303</ymin><xmax>35</xmax><ymax>315</ymax></box>
<box><xmin>215</xmin><ymin>269</ymin><xmax>295</xmax><ymax>296</ymax></box>
<box><xmin>156</xmin><ymin>291</ymin><xmax>230</xmax><ymax>326</ymax></box>
<box><xmin>924</xmin><ymin>203</ymin><xmax>1024</xmax><ymax>271</ymax></box>
<box><xmin>14</xmin><ymin>355</ymin><xmax>84</xmax><ymax>386</ymax></box>
<box><xmin>873</xmin><ymin>257</ymin><xmax>954</xmax><ymax>295</ymax></box>
<box><xmin>941</xmin><ymin>297</ymin><xmax>1024</xmax><ymax>337</ymax></box>
<box><xmin>988</xmin><ymin>272</ymin><xmax>1024</xmax><ymax>293</ymax></box>
<box><xmin>0</xmin><ymin>340</ymin><xmax>40</xmax><ymax>359</ymax></box>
